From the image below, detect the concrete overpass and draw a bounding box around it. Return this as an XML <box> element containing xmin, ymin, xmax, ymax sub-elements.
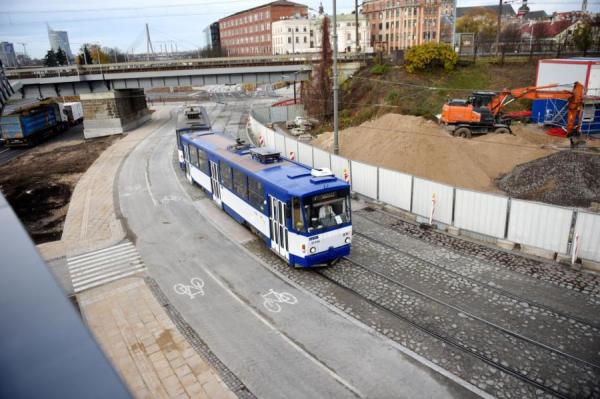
<box><xmin>5</xmin><ymin>54</ymin><xmax>362</xmax><ymax>99</ymax></box>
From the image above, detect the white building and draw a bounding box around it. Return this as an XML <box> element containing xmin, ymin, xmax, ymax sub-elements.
<box><xmin>272</xmin><ymin>13</ymin><xmax>372</xmax><ymax>55</ymax></box>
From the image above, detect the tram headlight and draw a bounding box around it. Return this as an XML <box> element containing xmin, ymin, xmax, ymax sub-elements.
<box><xmin>309</xmin><ymin>247</ymin><xmax>316</xmax><ymax>253</ymax></box>
<box><xmin>345</xmin><ymin>237</ymin><xmax>351</xmax><ymax>244</ymax></box>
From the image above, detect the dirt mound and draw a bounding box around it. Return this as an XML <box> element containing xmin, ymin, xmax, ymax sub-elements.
<box><xmin>497</xmin><ymin>151</ymin><xmax>600</xmax><ymax>207</ymax></box>
<box><xmin>312</xmin><ymin>113</ymin><xmax>566</xmax><ymax>192</ymax></box>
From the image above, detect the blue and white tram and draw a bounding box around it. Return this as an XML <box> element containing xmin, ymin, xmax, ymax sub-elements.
<box><xmin>180</xmin><ymin>132</ymin><xmax>352</xmax><ymax>267</ymax></box>
<box><xmin>176</xmin><ymin>105</ymin><xmax>211</xmax><ymax>170</ymax></box>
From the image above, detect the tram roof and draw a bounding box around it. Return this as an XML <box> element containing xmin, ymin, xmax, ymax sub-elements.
<box><xmin>182</xmin><ymin>132</ymin><xmax>349</xmax><ymax>197</ymax></box>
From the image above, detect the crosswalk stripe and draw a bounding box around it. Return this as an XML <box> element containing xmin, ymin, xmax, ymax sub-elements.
<box><xmin>67</xmin><ymin>241</ymin><xmax>147</xmax><ymax>293</ymax></box>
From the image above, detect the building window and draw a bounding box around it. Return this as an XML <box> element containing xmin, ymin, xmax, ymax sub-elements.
<box><xmin>288</xmin><ymin>37</ymin><xmax>292</xmax><ymax>44</ymax></box>
<box><xmin>304</xmin><ymin>36</ymin><xmax>307</xmax><ymax>43</ymax></box>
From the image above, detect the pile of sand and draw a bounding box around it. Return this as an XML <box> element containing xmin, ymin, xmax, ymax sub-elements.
<box><xmin>312</xmin><ymin>113</ymin><xmax>567</xmax><ymax>192</ymax></box>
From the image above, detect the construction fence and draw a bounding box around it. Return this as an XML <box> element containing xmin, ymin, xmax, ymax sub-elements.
<box><xmin>249</xmin><ymin>105</ymin><xmax>600</xmax><ymax>264</ymax></box>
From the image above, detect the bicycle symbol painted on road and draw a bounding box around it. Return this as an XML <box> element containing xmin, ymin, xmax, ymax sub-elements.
<box><xmin>262</xmin><ymin>289</ymin><xmax>298</xmax><ymax>313</ymax></box>
<box><xmin>174</xmin><ymin>277</ymin><xmax>205</xmax><ymax>299</ymax></box>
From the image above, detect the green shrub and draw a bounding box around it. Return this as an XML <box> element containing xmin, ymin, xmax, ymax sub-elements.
<box><xmin>405</xmin><ymin>43</ymin><xmax>458</xmax><ymax>73</ymax></box>
<box><xmin>370</xmin><ymin>64</ymin><xmax>390</xmax><ymax>75</ymax></box>
<box><xmin>385</xmin><ymin>90</ymin><xmax>401</xmax><ymax>105</ymax></box>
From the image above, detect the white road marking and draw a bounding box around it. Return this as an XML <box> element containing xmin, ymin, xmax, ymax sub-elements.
<box><xmin>174</xmin><ymin>277</ymin><xmax>206</xmax><ymax>299</ymax></box>
<box><xmin>67</xmin><ymin>241</ymin><xmax>147</xmax><ymax>293</ymax></box>
<box><xmin>0</xmin><ymin>148</ymin><xmax>9</xmax><ymax>154</ymax></box>
<box><xmin>200</xmin><ymin>266</ymin><xmax>364</xmax><ymax>398</ymax></box>
<box><xmin>144</xmin><ymin>168</ymin><xmax>158</xmax><ymax>206</ymax></box>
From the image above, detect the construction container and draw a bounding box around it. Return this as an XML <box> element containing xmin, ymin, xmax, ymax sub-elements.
<box><xmin>532</xmin><ymin>58</ymin><xmax>600</xmax><ymax>135</ymax></box>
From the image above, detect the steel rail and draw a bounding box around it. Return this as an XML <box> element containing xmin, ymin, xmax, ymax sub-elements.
<box><xmin>316</xmin><ymin>261</ymin><xmax>574</xmax><ymax>399</ymax></box>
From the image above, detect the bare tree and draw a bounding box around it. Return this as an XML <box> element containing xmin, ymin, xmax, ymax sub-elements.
<box><xmin>302</xmin><ymin>16</ymin><xmax>333</xmax><ymax>119</ymax></box>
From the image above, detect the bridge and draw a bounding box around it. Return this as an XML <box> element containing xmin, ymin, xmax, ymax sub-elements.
<box><xmin>5</xmin><ymin>54</ymin><xmax>362</xmax><ymax>99</ymax></box>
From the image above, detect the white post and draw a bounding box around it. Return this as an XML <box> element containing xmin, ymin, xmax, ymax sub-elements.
<box><xmin>429</xmin><ymin>192</ymin><xmax>437</xmax><ymax>225</ymax></box>
<box><xmin>333</xmin><ymin>0</ymin><xmax>340</xmax><ymax>155</ymax></box>
<box><xmin>571</xmin><ymin>233</ymin><xmax>580</xmax><ymax>265</ymax></box>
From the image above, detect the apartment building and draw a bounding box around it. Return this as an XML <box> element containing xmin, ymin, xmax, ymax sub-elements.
<box><xmin>362</xmin><ymin>0</ymin><xmax>455</xmax><ymax>52</ymax></box>
<box><xmin>272</xmin><ymin>13</ymin><xmax>371</xmax><ymax>55</ymax></box>
<box><xmin>219</xmin><ymin>0</ymin><xmax>308</xmax><ymax>56</ymax></box>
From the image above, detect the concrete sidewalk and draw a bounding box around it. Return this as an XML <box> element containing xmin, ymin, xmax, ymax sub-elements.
<box><xmin>37</xmin><ymin>105</ymin><xmax>237</xmax><ymax>398</ymax></box>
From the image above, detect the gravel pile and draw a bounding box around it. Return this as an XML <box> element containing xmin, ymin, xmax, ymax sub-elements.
<box><xmin>497</xmin><ymin>151</ymin><xmax>600</xmax><ymax>207</ymax></box>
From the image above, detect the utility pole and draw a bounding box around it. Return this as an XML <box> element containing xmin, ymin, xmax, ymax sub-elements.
<box><xmin>495</xmin><ymin>0</ymin><xmax>503</xmax><ymax>56</ymax></box>
<box><xmin>145</xmin><ymin>23</ymin><xmax>155</xmax><ymax>61</ymax></box>
<box><xmin>333</xmin><ymin>0</ymin><xmax>339</xmax><ymax>155</ymax></box>
<box><xmin>354</xmin><ymin>0</ymin><xmax>360</xmax><ymax>53</ymax></box>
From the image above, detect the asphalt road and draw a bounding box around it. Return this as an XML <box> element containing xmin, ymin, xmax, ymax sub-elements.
<box><xmin>117</xmin><ymin>103</ymin><xmax>481</xmax><ymax>398</ymax></box>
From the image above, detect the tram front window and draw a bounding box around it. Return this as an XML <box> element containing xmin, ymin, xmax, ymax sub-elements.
<box><xmin>303</xmin><ymin>190</ymin><xmax>351</xmax><ymax>232</ymax></box>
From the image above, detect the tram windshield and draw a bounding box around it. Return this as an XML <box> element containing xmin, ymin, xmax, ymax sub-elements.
<box><xmin>298</xmin><ymin>189</ymin><xmax>351</xmax><ymax>233</ymax></box>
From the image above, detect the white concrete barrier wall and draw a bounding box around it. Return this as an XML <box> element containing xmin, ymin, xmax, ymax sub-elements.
<box><xmin>285</xmin><ymin>136</ymin><xmax>299</xmax><ymax>160</ymax></box>
<box><xmin>412</xmin><ymin>178</ymin><xmax>454</xmax><ymax>225</ymax></box>
<box><xmin>454</xmin><ymin>189</ymin><xmax>508</xmax><ymax>238</ymax></box>
<box><xmin>297</xmin><ymin>142</ymin><xmax>313</xmax><ymax>167</ymax></box>
<box><xmin>508</xmin><ymin>199</ymin><xmax>573</xmax><ymax>254</ymax></box>
<box><xmin>313</xmin><ymin>148</ymin><xmax>331</xmax><ymax>169</ymax></box>
<box><xmin>330</xmin><ymin>154</ymin><xmax>350</xmax><ymax>180</ymax></box>
<box><xmin>266</xmin><ymin>130</ymin><xmax>276</xmax><ymax>149</ymax></box>
<box><xmin>275</xmin><ymin>133</ymin><xmax>286</xmax><ymax>155</ymax></box>
<box><xmin>351</xmin><ymin>161</ymin><xmax>378</xmax><ymax>199</ymax></box>
<box><xmin>574</xmin><ymin>211</ymin><xmax>600</xmax><ymax>262</ymax></box>
<box><xmin>378</xmin><ymin>168</ymin><xmax>412</xmax><ymax>211</ymax></box>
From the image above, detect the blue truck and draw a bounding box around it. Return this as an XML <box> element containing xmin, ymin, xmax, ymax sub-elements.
<box><xmin>0</xmin><ymin>102</ymin><xmax>69</xmax><ymax>147</ymax></box>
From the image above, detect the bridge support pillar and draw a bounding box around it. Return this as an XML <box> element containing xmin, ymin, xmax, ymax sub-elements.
<box><xmin>80</xmin><ymin>89</ymin><xmax>151</xmax><ymax>139</ymax></box>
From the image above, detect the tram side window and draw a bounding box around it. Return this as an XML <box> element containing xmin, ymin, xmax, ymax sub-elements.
<box><xmin>220</xmin><ymin>162</ymin><xmax>233</xmax><ymax>190</ymax></box>
<box><xmin>292</xmin><ymin>197</ymin><xmax>304</xmax><ymax>231</ymax></box>
<box><xmin>197</xmin><ymin>149</ymin><xmax>209</xmax><ymax>174</ymax></box>
<box><xmin>233</xmin><ymin>168</ymin><xmax>248</xmax><ymax>200</ymax></box>
<box><xmin>188</xmin><ymin>144</ymin><xmax>199</xmax><ymax>167</ymax></box>
<box><xmin>248</xmin><ymin>177</ymin><xmax>264</xmax><ymax>211</ymax></box>
<box><xmin>176</xmin><ymin>131</ymin><xmax>182</xmax><ymax>149</ymax></box>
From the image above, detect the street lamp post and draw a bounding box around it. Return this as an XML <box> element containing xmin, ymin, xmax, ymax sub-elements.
<box><xmin>333</xmin><ymin>0</ymin><xmax>339</xmax><ymax>155</ymax></box>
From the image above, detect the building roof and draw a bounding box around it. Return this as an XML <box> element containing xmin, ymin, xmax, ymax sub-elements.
<box><xmin>219</xmin><ymin>1</ymin><xmax>308</xmax><ymax>22</ymax></box>
<box><xmin>523</xmin><ymin>10</ymin><xmax>548</xmax><ymax>20</ymax></box>
<box><xmin>457</xmin><ymin>5</ymin><xmax>515</xmax><ymax>18</ymax></box>
<box><xmin>521</xmin><ymin>19</ymin><xmax>574</xmax><ymax>38</ymax></box>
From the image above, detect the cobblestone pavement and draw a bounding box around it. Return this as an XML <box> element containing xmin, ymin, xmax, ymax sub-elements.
<box><xmin>243</xmin><ymin>208</ymin><xmax>600</xmax><ymax>398</ymax></box>
<box><xmin>359</xmin><ymin>208</ymin><xmax>600</xmax><ymax>299</ymax></box>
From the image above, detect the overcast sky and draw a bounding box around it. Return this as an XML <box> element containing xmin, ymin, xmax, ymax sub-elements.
<box><xmin>0</xmin><ymin>0</ymin><xmax>597</xmax><ymax>58</ymax></box>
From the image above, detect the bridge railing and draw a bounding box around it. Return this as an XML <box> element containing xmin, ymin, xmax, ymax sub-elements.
<box><xmin>6</xmin><ymin>53</ymin><xmax>364</xmax><ymax>80</ymax></box>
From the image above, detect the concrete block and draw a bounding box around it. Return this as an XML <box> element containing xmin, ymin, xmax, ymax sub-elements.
<box><xmin>582</xmin><ymin>259</ymin><xmax>600</xmax><ymax>273</ymax></box>
<box><xmin>496</xmin><ymin>239</ymin><xmax>515</xmax><ymax>251</ymax></box>
<box><xmin>520</xmin><ymin>245</ymin><xmax>556</xmax><ymax>260</ymax></box>
<box><xmin>447</xmin><ymin>226</ymin><xmax>460</xmax><ymax>236</ymax></box>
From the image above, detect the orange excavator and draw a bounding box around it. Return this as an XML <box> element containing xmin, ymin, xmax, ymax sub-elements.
<box><xmin>439</xmin><ymin>82</ymin><xmax>585</xmax><ymax>139</ymax></box>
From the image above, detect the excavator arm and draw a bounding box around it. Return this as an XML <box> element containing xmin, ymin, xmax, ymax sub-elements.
<box><xmin>488</xmin><ymin>82</ymin><xmax>585</xmax><ymax>136</ymax></box>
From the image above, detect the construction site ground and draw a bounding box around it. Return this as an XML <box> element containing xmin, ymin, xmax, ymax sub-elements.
<box><xmin>0</xmin><ymin>126</ymin><xmax>118</xmax><ymax>244</ymax></box>
<box><xmin>312</xmin><ymin>113</ymin><xmax>600</xmax><ymax>208</ymax></box>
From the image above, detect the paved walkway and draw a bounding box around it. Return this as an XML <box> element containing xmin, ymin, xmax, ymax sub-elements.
<box><xmin>37</xmin><ymin>106</ymin><xmax>236</xmax><ymax>398</ymax></box>
<box><xmin>79</xmin><ymin>278</ymin><xmax>234</xmax><ymax>399</ymax></box>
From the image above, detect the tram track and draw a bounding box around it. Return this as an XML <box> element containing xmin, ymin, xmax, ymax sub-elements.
<box><xmin>352</xmin><ymin>225</ymin><xmax>600</xmax><ymax>333</ymax></box>
<box><xmin>316</xmin><ymin>258</ymin><xmax>598</xmax><ymax>399</ymax></box>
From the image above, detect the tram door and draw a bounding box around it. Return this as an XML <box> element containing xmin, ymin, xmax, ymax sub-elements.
<box><xmin>269</xmin><ymin>196</ymin><xmax>289</xmax><ymax>260</ymax></box>
<box><xmin>183</xmin><ymin>144</ymin><xmax>192</xmax><ymax>183</ymax></box>
<box><xmin>209</xmin><ymin>161</ymin><xmax>222</xmax><ymax>207</ymax></box>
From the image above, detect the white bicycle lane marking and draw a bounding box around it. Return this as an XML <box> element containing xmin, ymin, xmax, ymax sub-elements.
<box><xmin>262</xmin><ymin>289</ymin><xmax>298</xmax><ymax>313</ymax></box>
<box><xmin>173</xmin><ymin>277</ymin><xmax>206</xmax><ymax>299</ymax></box>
